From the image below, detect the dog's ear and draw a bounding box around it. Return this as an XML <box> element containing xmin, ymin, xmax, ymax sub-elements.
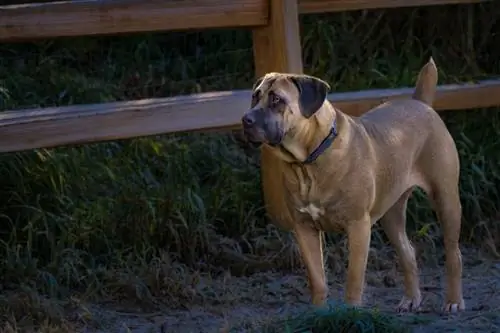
<box><xmin>289</xmin><ymin>75</ymin><xmax>330</xmax><ymax>118</ymax></box>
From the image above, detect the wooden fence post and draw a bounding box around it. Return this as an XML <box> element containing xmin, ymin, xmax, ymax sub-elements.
<box><xmin>251</xmin><ymin>0</ymin><xmax>303</xmax><ymax>228</ymax></box>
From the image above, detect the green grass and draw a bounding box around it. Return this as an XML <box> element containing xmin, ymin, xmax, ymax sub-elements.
<box><xmin>259</xmin><ymin>303</ymin><xmax>410</xmax><ymax>333</ymax></box>
<box><xmin>0</xmin><ymin>2</ymin><xmax>500</xmax><ymax>332</ymax></box>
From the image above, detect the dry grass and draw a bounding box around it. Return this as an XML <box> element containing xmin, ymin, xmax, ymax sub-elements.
<box><xmin>0</xmin><ymin>2</ymin><xmax>499</xmax><ymax>332</ymax></box>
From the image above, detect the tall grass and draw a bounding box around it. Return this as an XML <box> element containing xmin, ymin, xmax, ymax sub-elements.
<box><xmin>0</xmin><ymin>2</ymin><xmax>499</xmax><ymax>330</ymax></box>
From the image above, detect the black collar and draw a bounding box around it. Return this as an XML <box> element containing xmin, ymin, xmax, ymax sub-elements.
<box><xmin>302</xmin><ymin>119</ymin><xmax>338</xmax><ymax>164</ymax></box>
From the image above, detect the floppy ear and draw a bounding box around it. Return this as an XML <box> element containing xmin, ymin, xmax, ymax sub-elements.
<box><xmin>289</xmin><ymin>74</ymin><xmax>331</xmax><ymax>118</ymax></box>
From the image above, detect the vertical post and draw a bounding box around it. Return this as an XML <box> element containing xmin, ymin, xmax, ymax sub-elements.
<box><xmin>253</xmin><ymin>0</ymin><xmax>303</xmax><ymax>76</ymax></box>
<box><xmin>251</xmin><ymin>0</ymin><xmax>303</xmax><ymax>228</ymax></box>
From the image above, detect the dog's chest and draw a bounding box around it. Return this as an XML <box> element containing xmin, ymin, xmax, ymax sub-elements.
<box><xmin>297</xmin><ymin>203</ymin><xmax>324</xmax><ymax>221</ymax></box>
<box><xmin>295</xmin><ymin>198</ymin><xmax>353</xmax><ymax>231</ymax></box>
<box><xmin>284</xmin><ymin>166</ymin><xmax>353</xmax><ymax>231</ymax></box>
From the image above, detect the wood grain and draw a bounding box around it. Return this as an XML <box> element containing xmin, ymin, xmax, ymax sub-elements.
<box><xmin>299</xmin><ymin>0</ymin><xmax>489</xmax><ymax>14</ymax></box>
<box><xmin>0</xmin><ymin>0</ymin><xmax>268</xmax><ymax>41</ymax></box>
<box><xmin>0</xmin><ymin>80</ymin><xmax>498</xmax><ymax>153</ymax></box>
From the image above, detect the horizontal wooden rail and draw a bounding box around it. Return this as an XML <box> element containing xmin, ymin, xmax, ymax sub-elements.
<box><xmin>0</xmin><ymin>0</ymin><xmax>490</xmax><ymax>41</ymax></box>
<box><xmin>299</xmin><ymin>0</ymin><xmax>489</xmax><ymax>14</ymax></box>
<box><xmin>0</xmin><ymin>0</ymin><xmax>268</xmax><ymax>41</ymax></box>
<box><xmin>0</xmin><ymin>79</ymin><xmax>498</xmax><ymax>153</ymax></box>
<box><xmin>332</xmin><ymin>79</ymin><xmax>500</xmax><ymax>117</ymax></box>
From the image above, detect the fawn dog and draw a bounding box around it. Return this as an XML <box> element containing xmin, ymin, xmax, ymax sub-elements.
<box><xmin>240</xmin><ymin>58</ymin><xmax>464</xmax><ymax>313</ymax></box>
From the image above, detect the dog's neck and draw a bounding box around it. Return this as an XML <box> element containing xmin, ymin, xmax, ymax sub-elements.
<box><xmin>278</xmin><ymin>102</ymin><xmax>338</xmax><ymax>164</ymax></box>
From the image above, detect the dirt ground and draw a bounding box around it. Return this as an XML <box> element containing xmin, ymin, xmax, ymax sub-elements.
<box><xmin>75</xmin><ymin>248</ymin><xmax>500</xmax><ymax>333</ymax></box>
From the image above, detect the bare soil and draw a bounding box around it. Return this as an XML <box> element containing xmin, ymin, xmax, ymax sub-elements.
<box><xmin>73</xmin><ymin>249</ymin><xmax>500</xmax><ymax>333</ymax></box>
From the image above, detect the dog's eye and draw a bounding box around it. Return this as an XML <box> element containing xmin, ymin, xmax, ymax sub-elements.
<box><xmin>270</xmin><ymin>94</ymin><xmax>282</xmax><ymax>106</ymax></box>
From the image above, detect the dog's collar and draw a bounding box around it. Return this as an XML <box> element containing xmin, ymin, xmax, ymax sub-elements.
<box><xmin>302</xmin><ymin>119</ymin><xmax>338</xmax><ymax>164</ymax></box>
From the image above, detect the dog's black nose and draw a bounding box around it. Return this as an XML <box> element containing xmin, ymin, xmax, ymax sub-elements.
<box><xmin>242</xmin><ymin>113</ymin><xmax>255</xmax><ymax>127</ymax></box>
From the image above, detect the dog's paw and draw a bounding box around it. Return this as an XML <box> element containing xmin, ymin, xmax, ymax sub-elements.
<box><xmin>443</xmin><ymin>299</ymin><xmax>465</xmax><ymax>313</ymax></box>
<box><xmin>396</xmin><ymin>295</ymin><xmax>422</xmax><ymax>313</ymax></box>
<box><xmin>312</xmin><ymin>292</ymin><xmax>328</xmax><ymax>307</ymax></box>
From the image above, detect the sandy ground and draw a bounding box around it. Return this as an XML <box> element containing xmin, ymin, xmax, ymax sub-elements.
<box><xmin>74</xmin><ymin>251</ymin><xmax>500</xmax><ymax>333</ymax></box>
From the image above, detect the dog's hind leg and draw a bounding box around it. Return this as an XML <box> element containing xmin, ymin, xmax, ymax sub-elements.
<box><xmin>380</xmin><ymin>188</ymin><xmax>422</xmax><ymax>312</ymax></box>
<box><xmin>429</xmin><ymin>184</ymin><xmax>465</xmax><ymax>313</ymax></box>
<box><xmin>380</xmin><ymin>189</ymin><xmax>422</xmax><ymax>312</ymax></box>
<box><xmin>420</xmin><ymin>133</ymin><xmax>465</xmax><ymax>313</ymax></box>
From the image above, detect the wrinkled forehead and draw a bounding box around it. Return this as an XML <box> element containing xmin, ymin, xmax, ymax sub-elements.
<box><xmin>254</xmin><ymin>75</ymin><xmax>298</xmax><ymax>99</ymax></box>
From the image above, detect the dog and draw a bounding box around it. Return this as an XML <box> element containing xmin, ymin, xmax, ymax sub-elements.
<box><xmin>240</xmin><ymin>58</ymin><xmax>465</xmax><ymax>313</ymax></box>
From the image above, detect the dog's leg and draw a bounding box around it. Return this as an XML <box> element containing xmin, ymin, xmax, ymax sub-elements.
<box><xmin>380</xmin><ymin>189</ymin><xmax>422</xmax><ymax>312</ymax></box>
<box><xmin>431</xmin><ymin>187</ymin><xmax>465</xmax><ymax>313</ymax></box>
<box><xmin>345</xmin><ymin>217</ymin><xmax>371</xmax><ymax>306</ymax></box>
<box><xmin>293</xmin><ymin>223</ymin><xmax>328</xmax><ymax>306</ymax></box>
<box><xmin>261</xmin><ymin>145</ymin><xmax>294</xmax><ymax>229</ymax></box>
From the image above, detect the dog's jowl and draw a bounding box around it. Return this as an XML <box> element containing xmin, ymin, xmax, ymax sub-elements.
<box><xmin>240</xmin><ymin>58</ymin><xmax>465</xmax><ymax>313</ymax></box>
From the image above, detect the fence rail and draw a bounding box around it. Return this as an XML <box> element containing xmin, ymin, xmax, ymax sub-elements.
<box><xmin>1</xmin><ymin>79</ymin><xmax>499</xmax><ymax>153</ymax></box>
<box><xmin>299</xmin><ymin>0</ymin><xmax>487</xmax><ymax>14</ymax></box>
<box><xmin>0</xmin><ymin>0</ymin><xmax>489</xmax><ymax>41</ymax></box>
<box><xmin>0</xmin><ymin>0</ymin><xmax>268</xmax><ymax>41</ymax></box>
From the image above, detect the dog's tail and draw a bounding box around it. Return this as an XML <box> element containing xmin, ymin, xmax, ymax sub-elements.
<box><xmin>412</xmin><ymin>57</ymin><xmax>438</xmax><ymax>106</ymax></box>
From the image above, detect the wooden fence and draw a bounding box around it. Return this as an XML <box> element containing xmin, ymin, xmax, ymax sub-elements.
<box><xmin>0</xmin><ymin>0</ymin><xmax>497</xmax><ymax>154</ymax></box>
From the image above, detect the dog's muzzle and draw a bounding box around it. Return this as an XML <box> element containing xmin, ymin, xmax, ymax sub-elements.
<box><xmin>242</xmin><ymin>112</ymin><xmax>256</xmax><ymax>128</ymax></box>
<box><xmin>241</xmin><ymin>109</ymin><xmax>264</xmax><ymax>143</ymax></box>
<box><xmin>241</xmin><ymin>108</ymin><xmax>283</xmax><ymax>146</ymax></box>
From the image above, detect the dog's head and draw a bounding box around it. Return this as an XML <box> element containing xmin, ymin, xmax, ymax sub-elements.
<box><xmin>241</xmin><ymin>72</ymin><xmax>330</xmax><ymax>146</ymax></box>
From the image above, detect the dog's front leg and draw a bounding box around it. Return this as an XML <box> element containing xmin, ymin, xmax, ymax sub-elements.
<box><xmin>293</xmin><ymin>223</ymin><xmax>327</xmax><ymax>306</ymax></box>
<box><xmin>345</xmin><ymin>217</ymin><xmax>372</xmax><ymax>306</ymax></box>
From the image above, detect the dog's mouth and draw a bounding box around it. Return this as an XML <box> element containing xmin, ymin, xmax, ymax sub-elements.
<box><xmin>232</xmin><ymin>129</ymin><xmax>262</xmax><ymax>151</ymax></box>
<box><xmin>243</xmin><ymin>126</ymin><xmax>283</xmax><ymax>147</ymax></box>
<box><xmin>242</xmin><ymin>127</ymin><xmax>265</xmax><ymax>146</ymax></box>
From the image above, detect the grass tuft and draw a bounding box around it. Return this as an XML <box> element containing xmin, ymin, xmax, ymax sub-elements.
<box><xmin>257</xmin><ymin>302</ymin><xmax>409</xmax><ymax>333</ymax></box>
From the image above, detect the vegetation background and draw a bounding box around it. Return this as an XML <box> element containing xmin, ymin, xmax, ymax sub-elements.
<box><xmin>0</xmin><ymin>1</ymin><xmax>499</xmax><ymax>332</ymax></box>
